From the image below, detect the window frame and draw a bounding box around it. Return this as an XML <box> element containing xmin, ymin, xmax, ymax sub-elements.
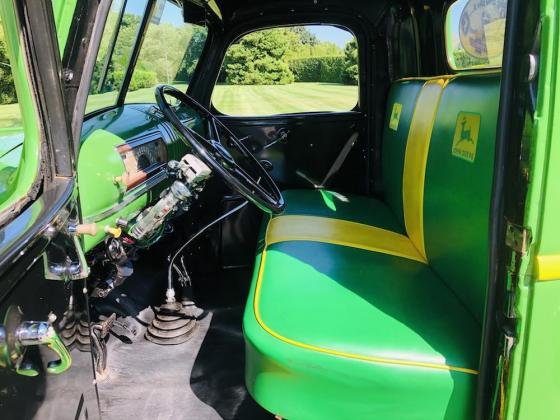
<box><xmin>209</xmin><ymin>23</ymin><xmax>362</xmax><ymax>118</ymax></box>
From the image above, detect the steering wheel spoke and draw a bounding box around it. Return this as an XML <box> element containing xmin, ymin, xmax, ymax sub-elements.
<box><xmin>155</xmin><ymin>85</ymin><xmax>284</xmax><ymax>214</ymax></box>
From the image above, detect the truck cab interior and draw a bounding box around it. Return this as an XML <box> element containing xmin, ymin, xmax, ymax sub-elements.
<box><xmin>0</xmin><ymin>0</ymin><xmax>542</xmax><ymax>418</ymax></box>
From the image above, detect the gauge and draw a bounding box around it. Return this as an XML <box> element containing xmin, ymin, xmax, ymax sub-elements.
<box><xmin>117</xmin><ymin>137</ymin><xmax>168</xmax><ymax>190</ymax></box>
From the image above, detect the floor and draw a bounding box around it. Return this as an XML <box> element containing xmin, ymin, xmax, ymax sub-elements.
<box><xmin>91</xmin><ymin>254</ymin><xmax>271</xmax><ymax>420</ymax></box>
<box><xmin>95</xmin><ymin>305</ymin><xmax>270</xmax><ymax>420</ymax></box>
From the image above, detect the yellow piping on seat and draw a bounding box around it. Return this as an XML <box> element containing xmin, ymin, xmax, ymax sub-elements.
<box><xmin>267</xmin><ymin>215</ymin><xmax>427</xmax><ymax>264</ymax></box>
<box><xmin>403</xmin><ymin>78</ymin><xmax>448</xmax><ymax>262</ymax></box>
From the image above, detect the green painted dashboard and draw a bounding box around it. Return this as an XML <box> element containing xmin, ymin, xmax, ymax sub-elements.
<box><xmin>79</xmin><ymin>103</ymin><xmax>204</xmax><ymax>252</ymax></box>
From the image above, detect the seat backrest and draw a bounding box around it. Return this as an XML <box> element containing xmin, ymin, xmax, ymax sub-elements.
<box><xmin>423</xmin><ymin>73</ymin><xmax>501</xmax><ymax>322</ymax></box>
<box><xmin>381</xmin><ymin>73</ymin><xmax>501</xmax><ymax>322</ymax></box>
<box><xmin>381</xmin><ymin>79</ymin><xmax>424</xmax><ymax>227</ymax></box>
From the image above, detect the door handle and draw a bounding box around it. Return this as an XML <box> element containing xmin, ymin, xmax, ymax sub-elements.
<box><xmin>0</xmin><ymin>305</ymin><xmax>72</xmax><ymax>376</ymax></box>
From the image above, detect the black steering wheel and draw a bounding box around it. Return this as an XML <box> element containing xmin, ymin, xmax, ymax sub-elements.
<box><xmin>155</xmin><ymin>85</ymin><xmax>285</xmax><ymax>214</ymax></box>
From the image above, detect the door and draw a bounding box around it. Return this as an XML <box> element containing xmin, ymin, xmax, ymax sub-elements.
<box><xmin>0</xmin><ymin>1</ymin><xmax>100</xmax><ymax>418</ymax></box>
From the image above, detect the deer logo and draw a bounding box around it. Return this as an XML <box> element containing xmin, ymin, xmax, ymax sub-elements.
<box><xmin>452</xmin><ymin>112</ymin><xmax>480</xmax><ymax>163</ymax></box>
<box><xmin>457</xmin><ymin>116</ymin><xmax>474</xmax><ymax>144</ymax></box>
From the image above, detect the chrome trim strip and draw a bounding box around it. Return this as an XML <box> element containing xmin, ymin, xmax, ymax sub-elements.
<box><xmin>84</xmin><ymin>170</ymin><xmax>168</xmax><ymax>223</ymax></box>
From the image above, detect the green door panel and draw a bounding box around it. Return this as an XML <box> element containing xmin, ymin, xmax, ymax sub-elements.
<box><xmin>52</xmin><ymin>0</ymin><xmax>77</xmax><ymax>54</ymax></box>
<box><xmin>423</xmin><ymin>73</ymin><xmax>501</xmax><ymax>322</ymax></box>
<box><xmin>244</xmin><ymin>240</ymin><xmax>480</xmax><ymax>419</ymax></box>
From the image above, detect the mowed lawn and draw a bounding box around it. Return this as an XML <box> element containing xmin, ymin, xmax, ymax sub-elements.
<box><xmin>0</xmin><ymin>83</ymin><xmax>358</xmax><ymax>129</ymax></box>
<box><xmin>212</xmin><ymin>83</ymin><xmax>358</xmax><ymax>115</ymax></box>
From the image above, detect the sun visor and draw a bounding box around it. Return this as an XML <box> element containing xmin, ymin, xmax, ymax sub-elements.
<box><xmin>181</xmin><ymin>0</ymin><xmax>222</xmax><ymax>24</ymax></box>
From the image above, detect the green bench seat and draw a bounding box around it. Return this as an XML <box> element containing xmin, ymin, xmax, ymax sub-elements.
<box><xmin>244</xmin><ymin>72</ymin><xmax>501</xmax><ymax>419</ymax></box>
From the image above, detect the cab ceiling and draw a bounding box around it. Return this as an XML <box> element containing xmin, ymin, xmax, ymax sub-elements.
<box><xmin>204</xmin><ymin>0</ymin><xmax>392</xmax><ymax>26</ymax></box>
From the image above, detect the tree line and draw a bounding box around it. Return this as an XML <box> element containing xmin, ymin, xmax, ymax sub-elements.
<box><xmin>91</xmin><ymin>16</ymin><xmax>357</xmax><ymax>94</ymax></box>
<box><xmin>220</xmin><ymin>27</ymin><xmax>358</xmax><ymax>85</ymax></box>
<box><xmin>0</xmin><ymin>15</ymin><xmax>359</xmax><ymax>107</ymax></box>
<box><xmin>0</xmin><ymin>23</ymin><xmax>17</xmax><ymax>105</ymax></box>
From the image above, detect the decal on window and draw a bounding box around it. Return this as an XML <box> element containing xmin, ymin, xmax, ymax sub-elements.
<box><xmin>452</xmin><ymin>112</ymin><xmax>481</xmax><ymax>162</ymax></box>
<box><xmin>389</xmin><ymin>102</ymin><xmax>403</xmax><ymax>131</ymax></box>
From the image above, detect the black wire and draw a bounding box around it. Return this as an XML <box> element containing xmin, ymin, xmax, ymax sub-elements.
<box><xmin>167</xmin><ymin>200</ymin><xmax>249</xmax><ymax>290</ymax></box>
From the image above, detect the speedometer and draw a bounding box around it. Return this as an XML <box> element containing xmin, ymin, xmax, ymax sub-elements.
<box><xmin>117</xmin><ymin>137</ymin><xmax>168</xmax><ymax>190</ymax></box>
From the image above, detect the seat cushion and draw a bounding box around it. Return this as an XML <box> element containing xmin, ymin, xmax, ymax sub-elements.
<box><xmin>282</xmin><ymin>189</ymin><xmax>404</xmax><ymax>233</ymax></box>
<box><xmin>244</xmin><ymin>239</ymin><xmax>481</xmax><ymax>419</ymax></box>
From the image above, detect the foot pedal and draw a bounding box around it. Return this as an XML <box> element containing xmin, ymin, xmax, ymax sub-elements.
<box><xmin>145</xmin><ymin>301</ymin><xmax>199</xmax><ymax>345</ymax></box>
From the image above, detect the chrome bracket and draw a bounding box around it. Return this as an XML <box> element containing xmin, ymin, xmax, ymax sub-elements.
<box><xmin>42</xmin><ymin>200</ymin><xmax>90</xmax><ymax>281</ymax></box>
<box><xmin>505</xmin><ymin>220</ymin><xmax>532</xmax><ymax>255</ymax></box>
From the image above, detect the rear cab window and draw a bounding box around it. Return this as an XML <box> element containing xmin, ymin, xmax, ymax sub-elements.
<box><xmin>212</xmin><ymin>25</ymin><xmax>359</xmax><ymax>116</ymax></box>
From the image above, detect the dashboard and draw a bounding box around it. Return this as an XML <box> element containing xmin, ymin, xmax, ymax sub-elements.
<box><xmin>78</xmin><ymin>104</ymin><xmax>205</xmax><ymax>252</ymax></box>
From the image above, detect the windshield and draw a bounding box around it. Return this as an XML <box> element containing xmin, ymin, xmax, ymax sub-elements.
<box><xmin>86</xmin><ymin>0</ymin><xmax>208</xmax><ymax>114</ymax></box>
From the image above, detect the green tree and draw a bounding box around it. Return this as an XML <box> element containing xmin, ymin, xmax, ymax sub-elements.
<box><xmin>175</xmin><ymin>27</ymin><xmax>208</xmax><ymax>82</ymax></box>
<box><xmin>343</xmin><ymin>39</ymin><xmax>358</xmax><ymax>85</ymax></box>
<box><xmin>0</xmin><ymin>25</ymin><xmax>16</xmax><ymax>104</ymax></box>
<box><xmin>452</xmin><ymin>49</ymin><xmax>489</xmax><ymax>69</ymax></box>
<box><xmin>287</xmin><ymin>26</ymin><xmax>318</xmax><ymax>46</ymax></box>
<box><xmin>224</xmin><ymin>29</ymin><xmax>294</xmax><ymax>85</ymax></box>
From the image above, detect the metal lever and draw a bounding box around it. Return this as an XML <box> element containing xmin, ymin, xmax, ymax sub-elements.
<box><xmin>264</xmin><ymin>128</ymin><xmax>290</xmax><ymax>149</ymax></box>
<box><xmin>0</xmin><ymin>306</ymin><xmax>72</xmax><ymax>377</ymax></box>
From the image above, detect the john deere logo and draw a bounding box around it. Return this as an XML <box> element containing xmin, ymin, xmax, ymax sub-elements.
<box><xmin>452</xmin><ymin>112</ymin><xmax>480</xmax><ymax>162</ymax></box>
<box><xmin>389</xmin><ymin>102</ymin><xmax>402</xmax><ymax>131</ymax></box>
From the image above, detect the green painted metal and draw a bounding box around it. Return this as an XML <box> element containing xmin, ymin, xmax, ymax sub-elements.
<box><xmin>78</xmin><ymin>105</ymin><xmax>194</xmax><ymax>252</ymax></box>
<box><xmin>77</xmin><ymin>128</ymin><xmax>146</xmax><ymax>252</ymax></box>
<box><xmin>504</xmin><ymin>0</ymin><xmax>560</xmax><ymax>418</ymax></box>
<box><xmin>52</xmin><ymin>0</ymin><xmax>78</xmax><ymax>56</ymax></box>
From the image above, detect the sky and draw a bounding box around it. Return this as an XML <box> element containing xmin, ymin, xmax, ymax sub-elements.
<box><xmin>307</xmin><ymin>25</ymin><xmax>353</xmax><ymax>48</ymax></box>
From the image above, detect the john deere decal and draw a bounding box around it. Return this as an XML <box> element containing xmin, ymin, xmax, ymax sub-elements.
<box><xmin>389</xmin><ymin>102</ymin><xmax>403</xmax><ymax>131</ymax></box>
<box><xmin>452</xmin><ymin>112</ymin><xmax>480</xmax><ymax>162</ymax></box>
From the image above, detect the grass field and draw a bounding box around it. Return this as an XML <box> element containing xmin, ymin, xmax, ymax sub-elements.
<box><xmin>0</xmin><ymin>82</ymin><xmax>358</xmax><ymax>130</ymax></box>
<box><xmin>212</xmin><ymin>82</ymin><xmax>358</xmax><ymax>115</ymax></box>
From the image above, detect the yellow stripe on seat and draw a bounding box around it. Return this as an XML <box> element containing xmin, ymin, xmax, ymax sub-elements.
<box><xmin>266</xmin><ymin>215</ymin><xmax>427</xmax><ymax>264</ymax></box>
<box><xmin>402</xmin><ymin>79</ymin><xmax>448</xmax><ymax>261</ymax></box>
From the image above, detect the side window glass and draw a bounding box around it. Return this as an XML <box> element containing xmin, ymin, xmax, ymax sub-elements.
<box><xmin>0</xmin><ymin>15</ymin><xmax>24</xmax><ymax>205</ymax></box>
<box><xmin>212</xmin><ymin>25</ymin><xmax>359</xmax><ymax>116</ymax></box>
<box><xmin>445</xmin><ymin>0</ymin><xmax>507</xmax><ymax>70</ymax></box>
<box><xmin>125</xmin><ymin>0</ymin><xmax>208</xmax><ymax>104</ymax></box>
<box><xmin>86</xmin><ymin>0</ymin><xmax>148</xmax><ymax>113</ymax></box>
